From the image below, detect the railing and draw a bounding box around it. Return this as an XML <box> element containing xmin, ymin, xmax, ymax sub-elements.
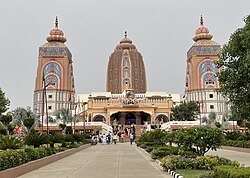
<box><xmin>92</xmin><ymin>97</ymin><xmax>170</xmax><ymax>107</ymax></box>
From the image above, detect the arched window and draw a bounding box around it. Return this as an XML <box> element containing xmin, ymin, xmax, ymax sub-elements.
<box><xmin>44</xmin><ymin>62</ymin><xmax>61</xmax><ymax>77</ymax></box>
<box><xmin>199</xmin><ymin>60</ymin><xmax>218</xmax><ymax>77</ymax></box>
<box><xmin>44</xmin><ymin>75</ymin><xmax>59</xmax><ymax>88</ymax></box>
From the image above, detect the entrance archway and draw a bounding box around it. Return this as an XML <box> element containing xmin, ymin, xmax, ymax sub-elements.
<box><xmin>93</xmin><ymin>115</ymin><xmax>106</xmax><ymax>123</ymax></box>
<box><xmin>125</xmin><ymin>113</ymin><xmax>136</xmax><ymax>125</ymax></box>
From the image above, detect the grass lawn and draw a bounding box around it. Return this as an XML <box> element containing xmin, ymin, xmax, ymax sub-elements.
<box><xmin>176</xmin><ymin>169</ymin><xmax>212</xmax><ymax>178</ymax></box>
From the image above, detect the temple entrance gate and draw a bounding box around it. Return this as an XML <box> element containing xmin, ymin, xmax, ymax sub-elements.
<box><xmin>110</xmin><ymin>111</ymin><xmax>151</xmax><ymax>126</ymax></box>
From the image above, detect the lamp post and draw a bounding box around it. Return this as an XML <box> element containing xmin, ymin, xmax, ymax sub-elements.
<box><xmin>41</xmin><ymin>82</ymin><xmax>49</xmax><ymax>133</ymax></box>
<box><xmin>83</xmin><ymin>102</ymin><xmax>87</xmax><ymax>142</ymax></box>
<box><xmin>73</xmin><ymin>104</ymin><xmax>77</xmax><ymax>134</ymax></box>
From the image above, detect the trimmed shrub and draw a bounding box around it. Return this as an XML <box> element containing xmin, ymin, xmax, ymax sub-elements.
<box><xmin>198</xmin><ymin>171</ymin><xmax>214</xmax><ymax>178</ymax></box>
<box><xmin>24</xmin><ymin>147</ymin><xmax>40</xmax><ymax>161</ymax></box>
<box><xmin>138</xmin><ymin>130</ymin><xmax>166</xmax><ymax>146</ymax></box>
<box><xmin>145</xmin><ymin>146</ymin><xmax>157</xmax><ymax>153</ymax></box>
<box><xmin>25</xmin><ymin>133</ymin><xmax>49</xmax><ymax>148</ymax></box>
<box><xmin>71</xmin><ymin>134</ymin><xmax>84</xmax><ymax>143</ymax></box>
<box><xmin>161</xmin><ymin>155</ymin><xmax>239</xmax><ymax>171</ymax></box>
<box><xmin>0</xmin><ymin>136</ymin><xmax>23</xmax><ymax>150</ymax></box>
<box><xmin>0</xmin><ymin>149</ymin><xmax>28</xmax><ymax>170</ymax></box>
<box><xmin>151</xmin><ymin>146</ymin><xmax>198</xmax><ymax>159</ymax></box>
<box><xmin>48</xmin><ymin>134</ymin><xmax>64</xmax><ymax>148</ymax></box>
<box><xmin>151</xmin><ymin>146</ymin><xmax>179</xmax><ymax>159</ymax></box>
<box><xmin>223</xmin><ymin>140</ymin><xmax>250</xmax><ymax>148</ymax></box>
<box><xmin>214</xmin><ymin>166</ymin><xmax>250</xmax><ymax>178</ymax></box>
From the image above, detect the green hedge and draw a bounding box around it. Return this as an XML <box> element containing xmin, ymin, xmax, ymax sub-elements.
<box><xmin>151</xmin><ymin>146</ymin><xmax>198</xmax><ymax>159</ymax></box>
<box><xmin>214</xmin><ymin>166</ymin><xmax>250</xmax><ymax>178</ymax></box>
<box><xmin>0</xmin><ymin>147</ymin><xmax>65</xmax><ymax>171</ymax></box>
<box><xmin>223</xmin><ymin>140</ymin><xmax>250</xmax><ymax>148</ymax></box>
<box><xmin>0</xmin><ymin>145</ymin><xmax>76</xmax><ymax>171</ymax></box>
<box><xmin>161</xmin><ymin>155</ymin><xmax>240</xmax><ymax>171</ymax></box>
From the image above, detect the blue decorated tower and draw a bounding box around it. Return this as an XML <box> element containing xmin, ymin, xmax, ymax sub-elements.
<box><xmin>33</xmin><ymin>17</ymin><xmax>75</xmax><ymax>117</ymax></box>
<box><xmin>185</xmin><ymin>16</ymin><xmax>227</xmax><ymax>121</ymax></box>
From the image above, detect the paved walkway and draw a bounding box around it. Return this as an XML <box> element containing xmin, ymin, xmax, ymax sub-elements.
<box><xmin>19</xmin><ymin>143</ymin><xmax>171</xmax><ymax>178</ymax></box>
<box><xmin>207</xmin><ymin>148</ymin><xmax>250</xmax><ymax>166</ymax></box>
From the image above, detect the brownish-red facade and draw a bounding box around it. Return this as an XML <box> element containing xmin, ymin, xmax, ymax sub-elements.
<box><xmin>106</xmin><ymin>32</ymin><xmax>147</xmax><ymax>94</ymax></box>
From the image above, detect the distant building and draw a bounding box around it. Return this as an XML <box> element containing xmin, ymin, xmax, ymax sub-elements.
<box><xmin>184</xmin><ymin>16</ymin><xmax>228</xmax><ymax>121</ymax></box>
<box><xmin>33</xmin><ymin>17</ymin><xmax>75</xmax><ymax>116</ymax></box>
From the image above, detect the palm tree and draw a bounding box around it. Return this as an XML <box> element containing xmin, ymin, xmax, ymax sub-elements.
<box><xmin>54</xmin><ymin>108</ymin><xmax>73</xmax><ymax>125</ymax></box>
<box><xmin>11</xmin><ymin>107</ymin><xmax>28</xmax><ymax>127</ymax></box>
<box><xmin>11</xmin><ymin>107</ymin><xmax>38</xmax><ymax>133</ymax></box>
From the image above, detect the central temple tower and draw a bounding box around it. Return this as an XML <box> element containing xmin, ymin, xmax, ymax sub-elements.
<box><xmin>106</xmin><ymin>32</ymin><xmax>147</xmax><ymax>94</ymax></box>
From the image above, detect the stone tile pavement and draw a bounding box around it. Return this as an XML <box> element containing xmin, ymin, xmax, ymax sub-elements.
<box><xmin>18</xmin><ymin>142</ymin><xmax>172</xmax><ymax>178</ymax></box>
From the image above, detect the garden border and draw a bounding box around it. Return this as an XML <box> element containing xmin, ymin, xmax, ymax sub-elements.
<box><xmin>0</xmin><ymin>144</ymin><xmax>91</xmax><ymax>178</ymax></box>
<box><xmin>137</xmin><ymin>145</ymin><xmax>184</xmax><ymax>178</ymax></box>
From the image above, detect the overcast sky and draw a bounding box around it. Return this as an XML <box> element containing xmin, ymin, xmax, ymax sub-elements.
<box><xmin>0</xmin><ymin>0</ymin><xmax>249</xmax><ymax>111</ymax></box>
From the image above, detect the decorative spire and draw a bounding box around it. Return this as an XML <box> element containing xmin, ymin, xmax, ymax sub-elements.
<box><xmin>46</xmin><ymin>17</ymin><xmax>66</xmax><ymax>43</ymax></box>
<box><xmin>124</xmin><ymin>31</ymin><xmax>127</xmax><ymax>38</ymax></box>
<box><xmin>55</xmin><ymin>16</ymin><xmax>58</xmax><ymax>29</ymax></box>
<box><xmin>192</xmin><ymin>15</ymin><xmax>213</xmax><ymax>42</ymax></box>
<box><xmin>200</xmin><ymin>15</ymin><xmax>203</xmax><ymax>26</ymax></box>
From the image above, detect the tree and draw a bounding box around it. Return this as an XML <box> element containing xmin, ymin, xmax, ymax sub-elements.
<box><xmin>171</xmin><ymin>101</ymin><xmax>199</xmax><ymax>121</ymax></box>
<box><xmin>193</xmin><ymin>127</ymin><xmax>224</xmax><ymax>156</ymax></box>
<box><xmin>11</xmin><ymin>107</ymin><xmax>38</xmax><ymax>134</ymax></box>
<box><xmin>217</xmin><ymin>15</ymin><xmax>250</xmax><ymax>121</ymax></box>
<box><xmin>23</xmin><ymin>118</ymin><xmax>35</xmax><ymax>133</ymax></box>
<box><xmin>175</xmin><ymin>126</ymin><xmax>224</xmax><ymax>156</ymax></box>
<box><xmin>0</xmin><ymin>114</ymin><xmax>13</xmax><ymax>136</ymax></box>
<box><xmin>0</xmin><ymin>87</ymin><xmax>10</xmax><ymax>115</ymax></box>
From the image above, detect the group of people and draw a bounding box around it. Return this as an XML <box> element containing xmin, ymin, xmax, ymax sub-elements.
<box><xmin>91</xmin><ymin>127</ymin><xmax>136</xmax><ymax>145</ymax></box>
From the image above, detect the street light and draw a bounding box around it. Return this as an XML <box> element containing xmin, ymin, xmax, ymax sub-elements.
<box><xmin>83</xmin><ymin>102</ymin><xmax>88</xmax><ymax>142</ymax></box>
<box><xmin>41</xmin><ymin>82</ymin><xmax>49</xmax><ymax>134</ymax></box>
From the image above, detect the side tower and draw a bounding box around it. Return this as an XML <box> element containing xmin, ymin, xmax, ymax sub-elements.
<box><xmin>185</xmin><ymin>16</ymin><xmax>227</xmax><ymax>121</ymax></box>
<box><xmin>33</xmin><ymin>17</ymin><xmax>75</xmax><ymax>116</ymax></box>
<box><xmin>106</xmin><ymin>32</ymin><xmax>147</xmax><ymax>94</ymax></box>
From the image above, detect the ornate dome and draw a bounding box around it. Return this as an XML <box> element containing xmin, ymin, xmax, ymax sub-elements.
<box><xmin>193</xmin><ymin>15</ymin><xmax>213</xmax><ymax>42</ymax></box>
<box><xmin>107</xmin><ymin>32</ymin><xmax>146</xmax><ymax>94</ymax></box>
<box><xmin>46</xmin><ymin>17</ymin><xmax>67</xmax><ymax>43</ymax></box>
<box><xmin>116</xmin><ymin>31</ymin><xmax>136</xmax><ymax>50</ymax></box>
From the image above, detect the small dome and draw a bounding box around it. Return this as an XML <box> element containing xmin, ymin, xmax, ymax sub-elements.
<box><xmin>116</xmin><ymin>31</ymin><xmax>136</xmax><ymax>49</ymax></box>
<box><xmin>195</xmin><ymin>26</ymin><xmax>209</xmax><ymax>35</ymax></box>
<box><xmin>50</xmin><ymin>29</ymin><xmax>64</xmax><ymax>36</ymax></box>
<box><xmin>46</xmin><ymin>17</ymin><xmax>67</xmax><ymax>43</ymax></box>
<box><xmin>193</xmin><ymin>15</ymin><xmax>213</xmax><ymax>42</ymax></box>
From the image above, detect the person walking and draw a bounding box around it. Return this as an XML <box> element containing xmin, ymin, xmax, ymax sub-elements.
<box><xmin>121</xmin><ymin>132</ymin><xmax>124</xmax><ymax>143</ymax></box>
<box><xmin>130</xmin><ymin>132</ymin><xmax>134</xmax><ymax>145</ymax></box>
<box><xmin>113</xmin><ymin>133</ymin><xmax>117</xmax><ymax>144</ymax></box>
<box><xmin>102</xmin><ymin>134</ymin><xmax>107</xmax><ymax>145</ymax></box>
